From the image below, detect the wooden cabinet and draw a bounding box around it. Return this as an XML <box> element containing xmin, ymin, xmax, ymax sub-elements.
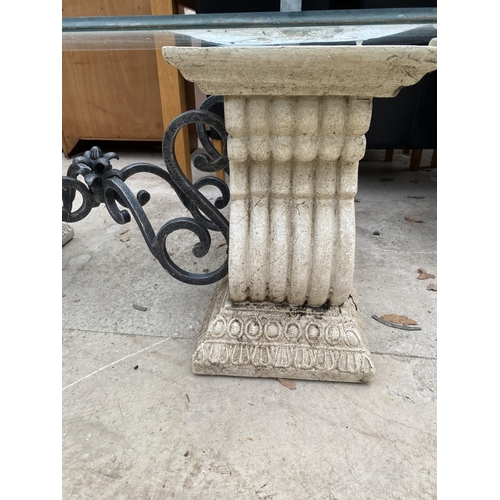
<box><xmin>62</xmin><ymin>0</ymin><xmax>196</xmax><ymax>179</ymax></box>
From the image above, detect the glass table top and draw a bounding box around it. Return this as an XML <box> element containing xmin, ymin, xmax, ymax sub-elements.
<box><xmin>62</xmin><ymin>7</ymin><xmax>437</xmax><ymax>51</ymax></box>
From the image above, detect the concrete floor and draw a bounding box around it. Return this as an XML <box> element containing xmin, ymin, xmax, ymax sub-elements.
<box><xmin>62</xmin><ymin>146</ymin><xmax>437</xmax><ymax>500</ymax></box>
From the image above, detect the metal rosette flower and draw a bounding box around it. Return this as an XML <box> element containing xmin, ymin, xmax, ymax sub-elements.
<box><xmin>62</xmin><ymin>146</ymin><xmax>121</xmax><ymax>222</ymax></box>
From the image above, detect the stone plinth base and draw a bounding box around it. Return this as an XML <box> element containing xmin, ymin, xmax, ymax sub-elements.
<box><xmin>193</xmin><ymin>278</ymin><xmax>374</xmax><ymax>383</ymax></box>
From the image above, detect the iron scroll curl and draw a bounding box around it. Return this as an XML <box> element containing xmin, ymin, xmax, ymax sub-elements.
<box><xmin>159</xmin><ymin>102</ymin><xmax>230</xmax><ymax>284</ymax></box>
<box><xmin>62</xmin><ymin>96</ymin><xmax>230</xmax><ymax>286</ymax></box>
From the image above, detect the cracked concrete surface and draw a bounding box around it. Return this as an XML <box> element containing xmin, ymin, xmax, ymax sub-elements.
<box><xmin>62</xmin><ymin>146</ymin><xmax>436</xmax><ymax>499</ymax></box>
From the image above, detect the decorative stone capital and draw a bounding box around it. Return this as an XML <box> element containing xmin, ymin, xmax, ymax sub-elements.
<box><xmin>162</xmin><ymin>46</ymin><xmax>437</xmax><ymax>97</ymax></box>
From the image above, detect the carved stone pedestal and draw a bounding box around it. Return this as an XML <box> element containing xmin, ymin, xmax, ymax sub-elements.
<box><xmin>193</xmin><ymin>278</ymin><xmax>374</xmax><ymax>383</ymax></box>
<box><xmin>164</xmin><ymin>45</ymin><xmax>437</xmax><ymax>383</ymax></box>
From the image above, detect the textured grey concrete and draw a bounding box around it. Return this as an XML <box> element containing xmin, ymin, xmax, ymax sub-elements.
<box><xmin>62</xmin><ymin>146</ymin><xmax>436</xmax><ymax>499</ymax></box>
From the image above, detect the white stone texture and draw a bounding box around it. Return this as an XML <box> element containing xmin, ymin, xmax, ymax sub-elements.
<box><xmin>193</xmin><ymin>278</ymin><xmax>374</xmax><ymax>383</ymax></box>
<box><xmin>226</xmin><ymin>95</ymin><xmax>372</xmax><ymax>307</ymax></box>
<box><xmin>162</xmin><ymin>45</ymin><xmax>437</xmax><ymax>97</ymax></box>
<box><xmin>62</xmin><ymin>222</ymin><xmax>74</xmax><ymax>246</ymax></box>
<box><xmin>162</xmin><ymin>45</ymin><xmax>437</xmax><ymax>382</ymax></box>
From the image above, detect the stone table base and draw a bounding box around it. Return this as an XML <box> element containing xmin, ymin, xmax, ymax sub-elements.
<box><xmin>165</xmin><ymin>45</ymin><xmax>437</xmax><ymax>384</ymax></box>
<box><xmin>193</xmin><ymin>278</ymin><xmax>374</xmax><ymax>383</ymax></box>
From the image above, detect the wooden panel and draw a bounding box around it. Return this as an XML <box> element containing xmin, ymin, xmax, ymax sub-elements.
<box><xmin>151</xmin><ymin>0</ymin><xmax>193</xmax><ymax>181</ymax></box>
<box><xmin>62</xmin><ymin>49</ymin><xmax>164</xmax><ymax>149</ymax></box>
<box><xmin>62</xmin><ymin>0</ymin><xmax>153</xmax><ymax>17</ymax></box>
<box><xmin>184</xmin><ymin>80</ymin><xmax>199</xmax><ymax>152</ymax></box>
<box><xmin>62</xmin><ymin>0</ymin><xmax>194</xmax><ymax>178</ymax></box>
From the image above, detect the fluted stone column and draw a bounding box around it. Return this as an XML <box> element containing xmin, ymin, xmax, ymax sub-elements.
<box><xmin>226</xmin><ymin>95</ymin><xmax>371</xmax><ymax>308</ymax></box>
<box><xmin>163</xmin><ymin>45</ymin><xmax>437</xmax><ymax>383</ymax></box>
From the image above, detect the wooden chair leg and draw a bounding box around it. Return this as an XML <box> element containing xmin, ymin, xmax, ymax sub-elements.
<box><xmin>431</xmin><ymin>149</ymin><xmax>437</xmax><ymax>168</ymax></box>
<box><xmin>384</xmin><ymin>148</ymin><xmax>394</xmax><ymax>162</ymax></box>
<box><xmin>403</xmin><ymin>148</ymin><xmax>411</xmax><ymax>154</ymax></box>
<box><xmin>212</xmin><ymin>138</ymin><xmax>226</xmax><ymax>181</ymax></box>
<box><xmin>410</xmin><ymin>149</ymin><xmax>423</xmax><ymax>171</ymax></box>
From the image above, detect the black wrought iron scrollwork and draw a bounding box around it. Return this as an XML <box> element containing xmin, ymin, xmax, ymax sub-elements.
<box><xmin>62</xmin><ymin>96</ymin><xmax>230</xmax><ymax>285</ymax></box>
